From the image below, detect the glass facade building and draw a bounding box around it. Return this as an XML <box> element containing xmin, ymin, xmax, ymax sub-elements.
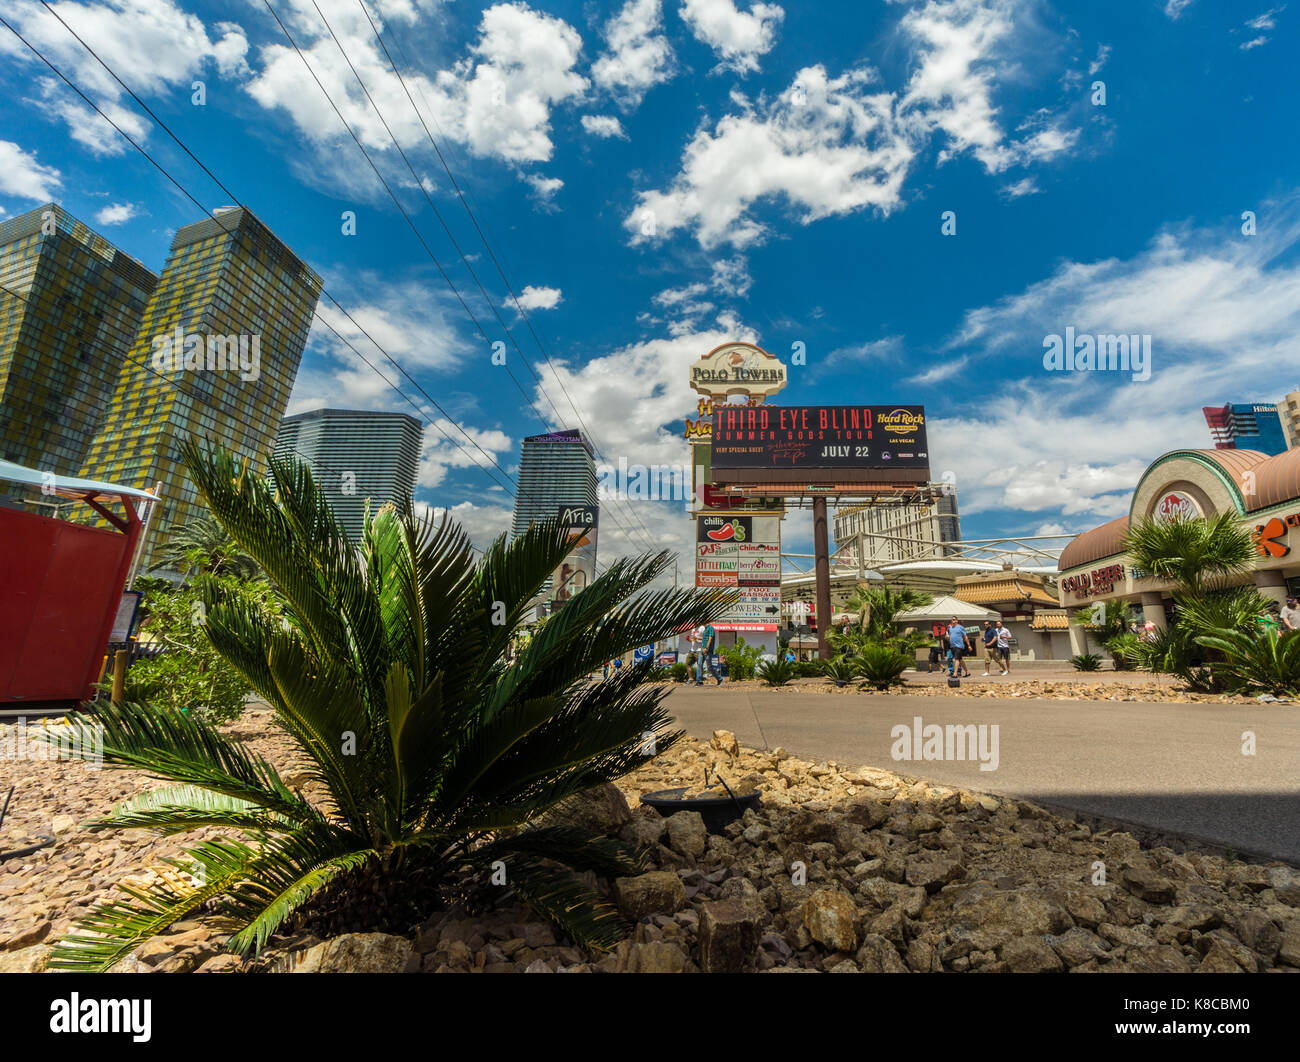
<box><xmin>0</xmin><ymin>204</ymin><xmax>156</xmax><ymax>476</ymax></box>
<box><xmin>1202</xmin><ymin>402</ymin><xmax>1289</xmax><ymax>456</ymax></box>
<box><xmin>511</xmin><ymin>429</ymin><xmax>598</xmax><ymax>603</ymax></box>
<box><xmin>273</xmin><ymin>407</ymin><xmax>424</xmax><ymax>541</ymax></box>
<box><xmin>80</xmin><ymin>208</ymin><xmax>321</xmax><ymax>564</ymax></box>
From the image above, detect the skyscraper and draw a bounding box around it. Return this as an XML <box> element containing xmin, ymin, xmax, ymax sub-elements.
<box><xmin>0</xmin><ymin>204</ymin><xmax>156</xmax><ymax>475</ymax></box>
<box><xmin>1278</xmin><ymin>390</ymin><xmax>1300</xmax><ymax>451</ymax></box>
<box><xmin>274</xmin><ymin>408</ymin><xmax>423</xmax><ymax>541</ymax></box>
<box><xmin>80</xmin><ymin>208</ymin><xmax>321</xmax><ymax>562</ymax></box>
<box><xmin>1202</xmin><ymin>401</ymin><xmax>1288</xmax><ymax>455</ymax></box>
<box><xmin>511</xmin><ymin>429</ymin><xmax>598</xmax><ymax>608</ymax></box>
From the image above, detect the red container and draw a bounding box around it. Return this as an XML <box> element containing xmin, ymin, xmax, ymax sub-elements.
<box><xmin>0</xmin><ymin>499</ymin><xmax>143</xmax><ymax>705</ymax></box>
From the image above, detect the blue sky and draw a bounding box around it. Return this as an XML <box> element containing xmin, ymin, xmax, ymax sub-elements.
<box><xmin>2</xmin><ymin>0</ymin><xmax>1298</xmax><ymax>567</ymax></box>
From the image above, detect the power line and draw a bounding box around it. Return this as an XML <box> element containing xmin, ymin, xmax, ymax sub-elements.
<box><xmin>10</xmin><ymin>5</ymin><xmax>520</xmax><ymax>500</ymax></box>
<box><xmin>338</xmin><ymin>0</ymin><xmax>664</xmax><ymax>556</ymax></box>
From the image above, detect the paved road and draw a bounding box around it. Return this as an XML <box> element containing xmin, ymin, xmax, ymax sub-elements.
<box><xmin>664</xmin><ymin>686</ymin><xmax>1300</xmax><ymax>864</ymax></box>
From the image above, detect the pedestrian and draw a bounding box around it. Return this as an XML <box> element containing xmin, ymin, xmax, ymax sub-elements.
<box><xmin>696</xmin><ymin>622</ymin><xmax>722</xmax><ymax>685</ymax></box>
<box><xmin>981</xmin><ymin>620</ymin><xmax>999</xmax><ymax>676</ymax></box>
<box><xmin>1281</xmin><ymin>596</ymin><xmax>1300</xmax><ymax>633</ymax></box>
<box><xmin>947</xmin><ymin>617</ymin><xmax>967</xmax><ymax>677</ymax></box>
<box><xmin>613</xmin><ymin>655</ymin><xmax>623</xmax><ymax>676</ymax></box>
<box><xmin>928</xmin><ymin>627</ymin><xmax>943</xmax><ymax>673</ymax></box>
<box><xmin>602</xmin><ymin>660</ymin><xmax>610</xmax><ymax>681</ymax></box>
<box><xmin>995</xmin><ymin>620</ymin><xmax>1012</xmax><ymax>675</ymax></box>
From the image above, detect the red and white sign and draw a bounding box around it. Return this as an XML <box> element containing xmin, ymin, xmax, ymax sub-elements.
<box><xmin>1153</xmin><ymin>490</ymin><xmax>1200</xmax><ymax>524</ymax></box>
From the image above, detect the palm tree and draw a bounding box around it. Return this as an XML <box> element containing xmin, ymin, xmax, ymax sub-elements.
<box><xmin>833</xmin><ymin>584</ymin><xmax>933</xmax><ymax>653</ymax></box>
<box><xmin>151</xmin><ymin>514</ymin><xmax>261</xmax><ymax>580</ymax></box>
<box><xmin>48</xmin><ymin>440</ymin><xmax>731</xmax><ymax>971</ymax></box>
<box><xmin>1122</xmin><ymin>513</ymin><xmax>1255</xmax><ymax>597</ymax></box>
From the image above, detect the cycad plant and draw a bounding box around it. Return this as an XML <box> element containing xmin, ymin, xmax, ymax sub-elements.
<box><xmin>1195</xmin><ymin>628</ymin><xmax>1300</xmax><ymax>696</ymax></box>
<box><xmin>855</xmin><ymin>643</ymin><xmax>913</xmax><ymax>689</ymax></box>
<box><xmin>821</xmin><ymin>656</ymin><xmax>860</xmax><ymax>687</ymax></box>
<box><xmin>47</xmin><ymin>440</ymin><xmax>730</xmax><ymax>971</ymax></box>
<box><xmin>757</xmin><ymin>658</ymin><xmax>797</xmax><ymax>686</ymax></box>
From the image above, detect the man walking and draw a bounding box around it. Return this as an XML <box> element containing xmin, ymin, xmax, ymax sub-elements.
<box><xmin>996</xmin><ymin>620</ymin><xmax>1012</xmax><ymax>675</ymax></box>
<box><xmin>981</xmin><ymin>620</ymin><xmax>999</xmax><ymax>676</ymax></box>
<box><xmin>696</xmin><ymin>622</ymin><xmax>723</xmax><ymax>685</ymax></box>
<box><xmin>947</xmin><ymin>617</ymin><xmax>968</xmax><ymax>678</ymax></box>
<box><xmin>1281</xmin><ymin>596</ymin><xmax>1300</xmax><ymax>633</ymax></box>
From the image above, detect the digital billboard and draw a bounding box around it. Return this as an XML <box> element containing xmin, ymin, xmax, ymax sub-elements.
<box><xmin>710</xmin><ymin>405</ymin><xmax>929</xmax><ymax>473</ymax></box>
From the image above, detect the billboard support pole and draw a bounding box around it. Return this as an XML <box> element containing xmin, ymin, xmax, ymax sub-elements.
<box><xmin>813</xmin><ymin>496</ymin><xmax>832</xmax><ymax>660</ymax></box>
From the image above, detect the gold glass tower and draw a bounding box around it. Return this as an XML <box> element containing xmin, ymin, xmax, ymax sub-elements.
<box><xmin>80</xmin><ymin>208</ymin><xmax>321</xmax><ymax>562</ymax></box>
<box><xmin>0</xmin><ymin>204</ymin><xmax>155</xmax><ymax>475</ymax></box>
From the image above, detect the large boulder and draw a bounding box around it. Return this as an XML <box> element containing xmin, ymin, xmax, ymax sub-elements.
<box><xmin>288</xmin><ymin>933</ymin><xmax>415</xmax><ymax>973</ymax></box>
<box><xmin>614</xmin><ymin>871</ymin><xmax>687</xmax><ymax>919</ymax></box>
<box><xmin>948</xmin><ymin>886</ymin><xmax>1072</xmax><ymax>951</ymax></box>
<box><xmin>1000</xmin><ymin>936</ymin><xmax>1064</xmax><ymax>973</ymax></box>
<box><xmin>615</xmin><ymin>940</ymin><xmax>689</xmax><ymax>973</ymax></box>
<box><xmin>1120</xmin><ymin>865</ymin><xmax>1176</xmax><ymax>905</ymax></box>
<box><xmin>0</xmin><ymin>945</ymin><xmax>49</xmax><ymax>973</ymax></box>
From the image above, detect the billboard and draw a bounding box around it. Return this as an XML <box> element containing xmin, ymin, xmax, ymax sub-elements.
<box><xmin>711</xmin><ymin>405</ymin><xmax>929</xmax><ymax>473</ymax></box>
<box><xmin>550</xmin><ymin>502</ymin><xmax>597</xmax><ymax>608</ymax></box>
<box><xmin>695</xmin><ymin>515</ymin><xmax>782</xmax><ymax>631</ymax></box>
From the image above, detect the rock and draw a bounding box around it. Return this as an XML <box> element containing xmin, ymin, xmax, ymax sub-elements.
<box><xmin>949</xmin><ymin>887</ymin><xmax>1072</xmax><ymax>951</ymax></box>
<box><xmin>620</xmin><ymin>808</ymin><xmax>667</xmax><ymax>849</ymax></box>
<box><xmin>802</xmin><ymin>889</ymin><xmax>859</xmax><ymax>952</ymax></box>
<box><xmin>1277</xmin><ymin>927</ymin><xmax>1300</xmax><ymax>967</ymax></box>
<box><xmin>546</xmin><ymin>783</ymin><xmax>631</xmax><ymax>836</ymax></box>
<box><xmin>289</xmin><ymin>933</ymin><xmax>415</xmax><ymax>973</ymax></box>
<box><xmin>904</xmin><ymin>856</ymin><xmax>964</xmax><ymax>893</ymax></box>
<box><xmin>523</xmin><ymin>959</ymin><xmax>553</xmax><ymax>973</ymax></box>
<box><xmin>51</xmin><ymin>814</ymin><xmax>78</xmax><ymax>835</ymax></box>
<box><xmin>1120</xmin><ymin>866</ymin><xmax>1176</xmax><ymax>904</ymax></box>
<box><xmin>665</xmin><ymin>811</ymin><xmax>708</xmax><ymax>860</ymax></box>
<box><xmin>0</xmin><ymin>944</ymin><xmax>49</xmax><ymax>973</ymax></box>
<box><xmin>616</xmin><ymin>940</ymin><xmax>689</xmax><ymax>973</ymax></box>
<box><xmin>855</xmin><ymin>934</ymin><xmax>908</xmax><ymax>973</ymax></box>
<box><xmin>1120</xmin><ymin>945</ymin><xmax>1192</xmax><ymax>973</ymax></box>
<box><xmin>1047</xmin><ymin>927</ymin><xmax>1111</xmax><ymax>967</ymax></box>
<box><xmin>698</xmin><ymin>898</ymin><xmax>763</xmax><ymax>972</ymax></box>
<box><xmin>1196</xmin><ymin>941</ymin><xmax>1249</xmax><ymax>973</ymax></box>
<box><xmin>195</xmin><ymin>953</ymin><xmax>243</xmax><ymax>973</ymax></box>
<box><xmin>785</xmin><ymin>810</ymin><xmax>838</xmax><ymax>845</ymax></box>
<box><xmin>827</xmin><ymin>959</ymin><xmax>859</xmax><ymax>973</ymax></box>
<box><xmin>710</xmin><ymin>730</ymin><xmax>740</xmax><ymax>758</ymax></box>
<box><xmin>1000</xmin><ymin>936</ymin><xmax>1064</xmax><ymax>973</ymax></box>
<box><xmin>1233</xmin><ymin>910</ymin><xmax>1281</xmax><ymax>963</ymax></box>
<box><xmin>614</xmin><ymin>871</ymin><xmax>687</xmax><ymax>919</ymax></box>
<box><xmin>0</xmin><ymin>918</ymin><xmax>52</xmax><ymax>951</ymax></box>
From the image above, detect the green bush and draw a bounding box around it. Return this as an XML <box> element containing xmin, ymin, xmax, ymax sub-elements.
<box><xmin>821</xmin><ymin>657</ymin><xmax>860</xmax><ymax>686</ymax></box>
<box><xmin>1070</xmin><ymin>653</ymin><xmax>1102</xmax><ymax>671</ymax></box>
<box><xmin>720</xmin><ymin>636</ymin><xmax>763</xmax><ymax>681</ymax></box>
<box><xmin>856</xmin><ymin>643</ymin><xmax>911</xmax><ymax>689</ymax></box>
<box><xmin>1103</xmin><ymin>633</ymin><xmax>1139</xmax><ymax>670</ymax></box>
<box><xmin>757</xmin><ymin>658</ymin><xmax>797</xmax><ymax>686</ymax></box>
<box><xmin>1196</xmin><ymin>628</ymin><xmax>1300</xmax><ymax>696</ymax></box>
<box><xmin>669</xmin><ymin>662</ymin><xmax>691</xmax><ymax>683</ymax></box>
<box><xmin>794</xmin><ymin>660</ymin><xmax>824</xmax><ymax>678</ymax></box>
<box><xmin>46</xmin><ymin>440</ymin><xmax>730</xmax><ymax>971</ymax></box>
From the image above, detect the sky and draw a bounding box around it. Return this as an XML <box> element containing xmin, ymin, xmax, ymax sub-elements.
<box><xmin>2</xmin><ymin>0</ymin><xmax>1298</xmax><ymax>572</ymax></box>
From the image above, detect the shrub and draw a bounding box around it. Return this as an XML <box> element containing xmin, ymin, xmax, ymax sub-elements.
<box><xmin>795</xmin><ymin>660</ymin><xmax>825</xmax><ymax>678</ymax></box>
<box><xmin>1103</xmin><ymin>633</ymin><xmax>1139</xmax><ymax>670</ymax></box>
<box><xmin>821</xmin><ymin>657</ymin><xmax>860</xmax><ymax>686</ymax></box>
<box><xmin>669</xmin><ymin>662</ymin><xmax>690</xmax><ymax>683</ymax></box>
<box><xmin>1195</xmin><ymin>628</ymin><xmax>1300</xmax><ymax>696</ymax></box>
<box><xmin>1070</xmin><ymin>653</ymin><xmax>1102</xmax><ymax>671</ymax></box>
<box><xmin>757</xmin><ymin>658</ymin><xmax>797</xmax><ymax>686</ymax></box>
<box><xmin>720</xmin><ymin>636</ymin><xmax>763</xmax><ymax>681</ymax></box>
<box><xmin>856</xmin><ymin>643</ymin><xmax>911</xmax><ymax>689</ymax></box>
<box><xmin>46</xmin><ymin>440</ymin><xmax>730</xmax><ymax>971</ymax></box>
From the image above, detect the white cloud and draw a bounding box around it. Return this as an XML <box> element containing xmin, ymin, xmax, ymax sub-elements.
<box><xmin>680</xmin><ymin>0</ymin><xmax>784</xmax><ymax>75</ymax></box>
<box><xmin>591</xmin><ymin>0</ymin><xmax>675</xmax><ymax>106</ymax></box>
<box><xmin>513</xmin><ymin>284</ymin><xmax>562</xmax><ymax>310</ymax></box>
<box><xmin>1237</xmin><ymin>7</ymin><xmax>1283</xmax><ymax>49</ymax></box>
<box><xmin>1088</xmin><ymin>43</ymin><xmax>1111</xmax><ymax>75</ymax></box>
<box><xmin>419</xmin><ymin>419</ymin><xmax>513</xmax><ymax>489</ymax></box>
<box><xmin>631</xmin><ymin>1</ymin><xmax>1078</xmax><ymax>248</ymax></box>
<box><xmin>526</xmin><ymin>174</ymin><xmax>564</xmax><ymax>201</ymax></box>
<box><xmin>2</xmin><ymin>0</ymin><xmax>248</xmax><ymax>154</ymax></box>
<box><xmin>0</xmin><ymin>140</ymin><xmax>62</xmax><ymax>201</ymax></box>
<box><xmin>1164</xmin><ymin>0</ymin><xmax>1194</xmax><ymax>18</ymax></box>
<box><xmin>931</xmin><ymin>194</ymin><xmax>1300</xmax><ymax>521</ymax></box>
<box><xmin>94</xmin><ymin>202</ymin><xmax>137</xmax><ymax>225</ymax></box>
<box><xmin>628</xmin><ymin>66</ymin><xmax>913</xmax><ymax>249</ymax></box>
<box><xmin>1001</xmin><ymin>176</ymin><xmax>1038</xmax><ymax>198</ymax></box>
<box><xmin>580</xmin><ymin>114</ymin><xmax>628</xmax><ymax>138</ymax></box>
<box><xmin>421</xmin><ymin>499</ymin><xmax>515</xmax><ymax>550</ymax></box>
